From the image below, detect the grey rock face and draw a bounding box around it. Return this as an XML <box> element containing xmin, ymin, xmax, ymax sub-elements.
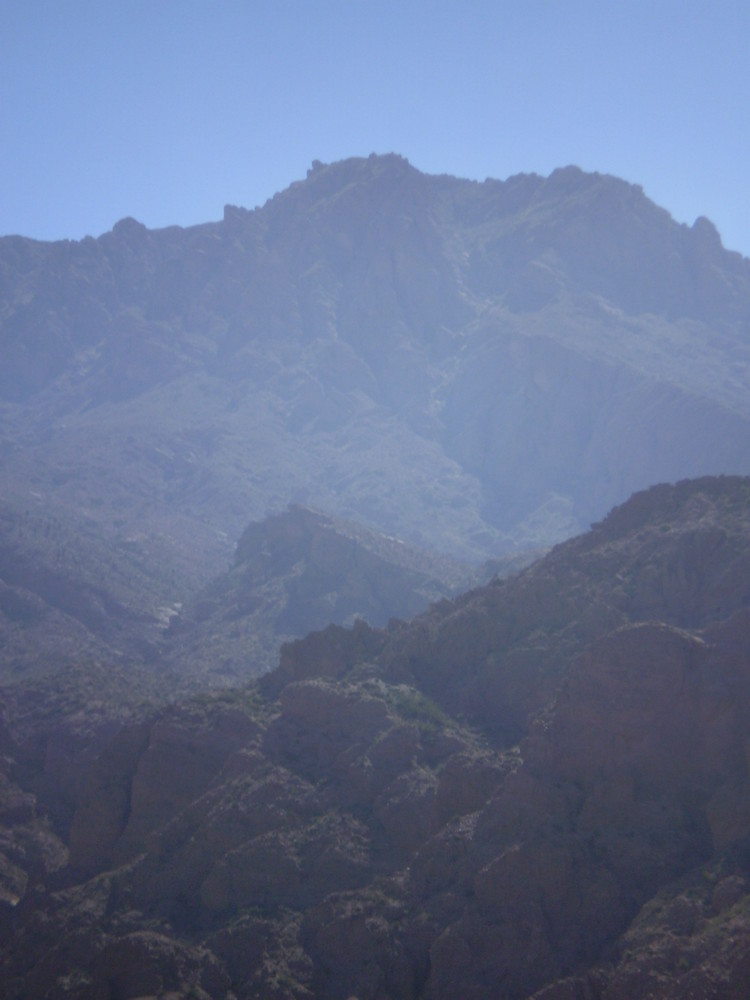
<box><xmin>1</xmin><ymin>154</ymin><xmax>749</xmax><ymax>586</ymax></box>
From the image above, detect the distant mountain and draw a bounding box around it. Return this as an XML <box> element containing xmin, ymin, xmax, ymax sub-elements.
<box><xmin>3</xmin><ymin>475</ymin><xmax>750</xmax><ymax>997</ymax></box>
<box><xmin>162</xmin><ymin>503</ymin><xmax>488</xmax><ymax>685</ymax></box>
<box><xmin>1</xmin><ymin>154</ymin><xmax>749</xmax><ymax>603</ymax></box>
<box><xmin>0</xmin><ymin>499</ymin><xmax>490</xmax><ymax>692</ymax></box>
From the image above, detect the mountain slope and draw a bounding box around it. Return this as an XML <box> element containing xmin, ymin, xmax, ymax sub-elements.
<box><xmin>0</xmin><ymin>500</ymin><xmax>482</xmax><ymax>692</ymax></box>
<box><xmin>162</xmin><ymin>503</ymin><xmax>482</xmax><ymax>685</ymax></box>
<box><xmin>3</xmin><ymin>476</ymin><xmax>750</xmax><ymax>998</ymax></box>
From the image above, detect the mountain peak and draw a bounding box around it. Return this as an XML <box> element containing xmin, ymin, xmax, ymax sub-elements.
<box><xmin>306</xmin><ymin>151</ymin><xmax>413</xmax><ymax>178</ymax></box>
<box><xmin>111</xmin><ymin>215</ymin><xmax>148</xmax><ymax>236</ymax></box>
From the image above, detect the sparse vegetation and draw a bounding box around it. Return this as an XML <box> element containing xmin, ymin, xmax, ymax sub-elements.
<box><xmin>386</xmin><ymin>684</ymin><xmax>450</xmax><ymax>734</ymax></box>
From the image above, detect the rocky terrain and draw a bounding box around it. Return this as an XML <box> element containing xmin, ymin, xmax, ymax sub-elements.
<box><xmin>2</xmin><ymin>476</ymin><xmax>750</xmax><ymax>997</ymax></box>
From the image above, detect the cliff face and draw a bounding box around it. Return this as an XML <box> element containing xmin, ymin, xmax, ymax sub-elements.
<box><xmin>371</xmin><ymin>475</ymin><xmax>750</xmax><ymax>740</ymax></box>
<box><xmin>3</xmin><ymin>476</ymin><xmax>750</xmax><ymax>998</ymax></box>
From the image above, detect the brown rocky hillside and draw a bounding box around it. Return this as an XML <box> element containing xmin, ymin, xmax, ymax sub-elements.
<box><xmin>2</xmin><ymin>475</ymin><xmax>750</xmax><ymax>997</ymax></box>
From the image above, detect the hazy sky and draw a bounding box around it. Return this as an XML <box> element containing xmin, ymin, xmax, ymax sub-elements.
<box><xmin>2</xmin><ymin>1</ymin><xmax>749</xmax><ymax>256</ymax></box>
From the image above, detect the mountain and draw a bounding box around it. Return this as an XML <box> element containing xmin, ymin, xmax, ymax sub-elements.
<box><xmin>3</xmin><ymin>475</ymin><xmax>750</xmax><ymax>998</ymax></box>
<box><xmin>1</xmin><ymin>154</ymin><xmax>749</xmax><ymax>607</ymax></box>
<box><xmin>161</xmin><ymin>503</ymin><xmax>492</xmax><ymax>686</ymax></box>
<box><xmin>0</xmin><ymin>498</ymin><xmax>495</xmax><ymax>696</ymax></box>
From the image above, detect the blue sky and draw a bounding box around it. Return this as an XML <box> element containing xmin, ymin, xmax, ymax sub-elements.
<box><xmin>2</xmin><ymin>1</ymin><xmax>749</xmax><ymax>256</ymax></box>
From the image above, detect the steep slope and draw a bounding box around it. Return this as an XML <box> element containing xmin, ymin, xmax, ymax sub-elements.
<box><xmin>1</xmin><ymin>155</ymin><xmax>749</xmax><ymax>596</ymax></box>
<box><xmin>370</xmin><ymin>474</ymin><xmax>750</xmax><ymax>739</ymax></box>
<box><xmin>3</xmin><ymin>476</ymin><xmax>750</xmax><ymax>998</ymax></box>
